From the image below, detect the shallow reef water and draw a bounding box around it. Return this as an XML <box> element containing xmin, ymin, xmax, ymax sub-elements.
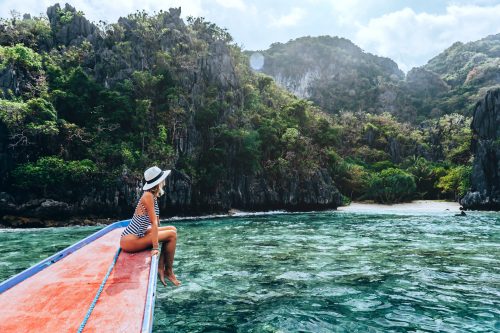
<box><xmin>1</xmin><ymin>209</ymin><xmax>499</xmax><ymax>332</ymax></box>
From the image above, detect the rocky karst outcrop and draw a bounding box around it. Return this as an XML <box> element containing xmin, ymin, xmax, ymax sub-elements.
<box><xmin>461</xmin><ymin>89</ymin><xmax>500</xmax><ymax>210</ymax></box>
<box><xmin>0</xmin><ymin>166</ymin><xmax>342</xmax><ymax>224</ymax></box>
<box><xmin>212</xmin><ymin>169</ymin><xmax>342</xmax><ymax>212</ymax></box>
<box><xmin>46</xmin><ymin>3</ymin><xmax>97</xmax><ymax>46</ymax></box>
<box><xmin>0</xmin><ymin>55</ymin><xmax>44</xmax><ymax>99</ymax></box>
<box><xmin>0</xmin><ymin>5</ymin><xmax>343</xmax><ymax>225</ymax></box>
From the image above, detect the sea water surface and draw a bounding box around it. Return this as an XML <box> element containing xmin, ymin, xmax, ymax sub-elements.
<box><xmin>1</xmin><ymin>208</ymin><xmax>499</xmax><ymax>332</ymax></box>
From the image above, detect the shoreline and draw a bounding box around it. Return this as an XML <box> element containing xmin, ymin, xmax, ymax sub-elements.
<box><xmin>338</xmin><ymin>200</ymin><xmax>462</xmax><ymax>214</ymax></box>
<box><xmin>0</xmin><ymin>200</ymin><xmax>466</xmax><ymax>229</ymax></box>
<box><xmin>0</xmin><ymin>215</ymin><xmax>117</xmax><ymax>229</ymax></box>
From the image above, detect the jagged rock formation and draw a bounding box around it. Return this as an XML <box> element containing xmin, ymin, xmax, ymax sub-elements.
<box><xmin>0</xmin><ymin>122</ymin><xmax>10</xmax><ymax>182</ymax></box>
<box><xmin>212</xmin><ymin>169</ymin><xmax>341</xmax><ymax>212</ymax></box>
<box><xmin>0</xmin><ymin>5</ymin><xmax>343</xmax><ymax>223</ymax></box>
<box><xmin>0</xmin><ymin>53</ymin><xmax>44</xmax><ymax>99</ymax></box>
<box><xmin>46</xmin><ymin>3</ymin><xmax>97</xmax><ymax>46</ymax></box>
<box><xmin>461</xmin><ymin>89</ymin><xmax>500</xmax><ymax>210</ymax></box>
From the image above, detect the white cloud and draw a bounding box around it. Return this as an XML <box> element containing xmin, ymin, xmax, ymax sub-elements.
<box><xmin>354</xmin><ymin>4</ymin><xmax>500</xmax><ymax>72</ymax></box>
<box><xmin>268</xmin><ymin>7</ymin><xmax>305</xmax><ymax>28</ymax></box>
<box><xmin>214</xmin><ymin>0</ymin><xmax>246</xmax><ymax>11</ymax></box>
<box><xmin>328</xmin><ymin>0</ymin><xmax>366</xmax><ymax>25</ymax></box>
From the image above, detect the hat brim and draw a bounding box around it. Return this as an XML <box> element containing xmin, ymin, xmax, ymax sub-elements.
<box><xmin>143</xmin><ymin>170</ymin><xmax>171</xmax><ymax>190</ymax></box>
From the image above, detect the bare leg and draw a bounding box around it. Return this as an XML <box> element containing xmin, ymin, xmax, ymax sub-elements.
<box><xmin>121</xmin><ymin>229</ymin><xmax>180</xmax><ymax>286</ymax></box>
<box><xmin>159</xmin><ymin>226</ymin><xmax>177</xmax><ymax>231</ymax></box>
<box><xmin>157</xmin><ymin>226</ymin><xmax>178</xmax><ymax>286</ymax></box>
<box><xmin>164</xmin><ymin>232</ymin><xmax>181</xmax><ymax>286</ymax></box>
<box><xmin>158</xmin><ymin>246</ymin><xmax>167</xmax><ymax>286</ymax></box>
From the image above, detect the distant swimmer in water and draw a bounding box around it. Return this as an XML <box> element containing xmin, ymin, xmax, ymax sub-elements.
<box><xmin>455</xmin><ymin>207</ymin><xmax>467</xmax><ymax>216</ymax></box>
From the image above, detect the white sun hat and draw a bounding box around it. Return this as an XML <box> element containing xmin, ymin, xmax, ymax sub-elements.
<box><xmin>143</xmin><ymin>166</ymin><xmax>171</xmax><ymax>190</ymax></box>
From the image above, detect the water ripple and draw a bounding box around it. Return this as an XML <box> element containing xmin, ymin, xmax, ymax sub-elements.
<box><xmin>1</xmin><ymin>210</ymin><xmax>499</xmax><ymax>332</ymax></box>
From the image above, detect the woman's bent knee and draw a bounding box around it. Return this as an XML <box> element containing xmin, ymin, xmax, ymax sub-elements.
<box><xmin>167</xmin><ymin>232</ymin><xmax>177</xmax><ymax>241</ymax></box>
<box><xmin>159</xmin><ymin>230</ymin><xmax>177</xmax><ymax>242</ymax></box>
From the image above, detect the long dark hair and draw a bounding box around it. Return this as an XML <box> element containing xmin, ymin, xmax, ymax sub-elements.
<box><xmin>146</xmin><ymin>180</ymin><xmax>164</xmax><ymax>197</ymax></box>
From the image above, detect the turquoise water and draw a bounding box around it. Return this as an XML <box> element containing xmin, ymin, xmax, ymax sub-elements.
<box><xmin>1</xmin><ymin>210</ymin><xmax>499</xmax><ymax>332</ymax></box>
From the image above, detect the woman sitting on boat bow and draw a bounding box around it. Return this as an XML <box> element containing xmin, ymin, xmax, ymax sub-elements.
<box><xmin>120</xmin><ymin>166</ymin><xmax>181</xmax><ymax>286</ymax></box>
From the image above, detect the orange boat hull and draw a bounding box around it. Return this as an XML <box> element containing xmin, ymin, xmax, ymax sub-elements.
<box><xmin>0</xmin><ymin>224</ymin><xmax>156</xmax><ymax>332</ymax></box>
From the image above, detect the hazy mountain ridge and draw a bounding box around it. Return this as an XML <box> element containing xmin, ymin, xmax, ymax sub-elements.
<box><xmin>251</xmin><ymin>36</ymin><xmax>404</xmax><ymax>117</ymax></box>
<box><xmin>255</xmin><ymin>34</ymin><xmax>500</xmax><ymax>123</ymax></box>
<box><xmin>424</xmin><ymin>34</ymin><xmax>500</xmax><ymax>87</ymax></box>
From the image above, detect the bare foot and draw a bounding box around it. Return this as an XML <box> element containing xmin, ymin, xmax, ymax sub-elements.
<box><xmin>158</xmin><ymin>268</ymin><xmax>167</xmax><ymax>287</ymax></box>
<box><xmin>166</xmin><ymin>273</ymin><xmax>181</xmax><ymax>286</ymax></box>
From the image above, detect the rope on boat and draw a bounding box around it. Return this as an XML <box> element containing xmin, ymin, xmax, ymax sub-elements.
<box><xmin>77</xmin><ymin>247</ymin><xmax>122</xmax><ymax>333</ymax></box>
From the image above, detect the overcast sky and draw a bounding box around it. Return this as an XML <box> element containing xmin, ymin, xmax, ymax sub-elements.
<box><xmin>1</xmin><ymin>0</ymin><xmax>500</xmax><ymax>72</ymax></box>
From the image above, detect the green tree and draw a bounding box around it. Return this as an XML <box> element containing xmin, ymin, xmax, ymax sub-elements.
<box><xmin>12</xmin><ymin>156</ymin><xmax>97</xmax><ymax>198</ymax></box>
<box><xmin>363</xmin><ymin>168</ymin><xmax>417</xmax><ymax>203</ymax></box>
<box><xmin>437</xmin><ymin>165</ymin><xmax>472</xmax><ymax>200</ymax></box>
<box><xmin>0</xmin><ymin>43</ymin><xmax>42</xmax><ymax>70</ymax></box>
<box><xmin>404</xmin><ymin>156</ymin><xmax>447</xmax><ymax>199</ymax></box>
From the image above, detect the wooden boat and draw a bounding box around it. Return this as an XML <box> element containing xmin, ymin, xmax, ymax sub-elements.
<box><xmin>0</xmin><ymin>220</ymin><xmax>158</xmax><ymax>333</ymax></box>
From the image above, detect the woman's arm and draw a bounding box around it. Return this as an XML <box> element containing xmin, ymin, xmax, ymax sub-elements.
<box><xmin>143</xmin><ymin>192</ymin><xmax>159</xmax><ymax>250</ymax></box>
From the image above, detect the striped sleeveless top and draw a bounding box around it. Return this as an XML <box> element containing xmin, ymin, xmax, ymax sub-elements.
<box><xmin>121</xmin><ymin>194</ymin><xmax>160</xmax><ymax>238</ymax></box>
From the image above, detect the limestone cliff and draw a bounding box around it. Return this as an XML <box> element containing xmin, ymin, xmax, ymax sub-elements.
<box><xmin>461</xmin><ymin>89</ymin><xmax>500</xmax><ymax>210</ymax></box>
<box><xmin>0</xmin><ymin>5</ymin><xmax>343</xmax><ymax>223</ymax></box>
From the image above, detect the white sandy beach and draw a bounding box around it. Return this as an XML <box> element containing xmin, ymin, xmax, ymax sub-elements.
<box><xmin>338</xmin><ymin>200</ymin><xmax>462</xmax><ymax>214</ymax></box>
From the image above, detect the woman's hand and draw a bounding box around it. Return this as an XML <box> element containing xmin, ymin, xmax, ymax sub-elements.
<box><xmin>151</xmin><ymin>249</ymin><xmax>159</xmax><ymax>257</ymax></box>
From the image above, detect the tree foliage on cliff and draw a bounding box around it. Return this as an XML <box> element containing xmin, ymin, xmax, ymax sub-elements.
<box><xmin>0</xmin><ymin>6</ymin><xmax>475</xmax><ymax>206</ymax></box>
<box><xmin>0</xmin><ymin>7</ymin><xmax>344</xmax><ymax>206</ymax></box>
